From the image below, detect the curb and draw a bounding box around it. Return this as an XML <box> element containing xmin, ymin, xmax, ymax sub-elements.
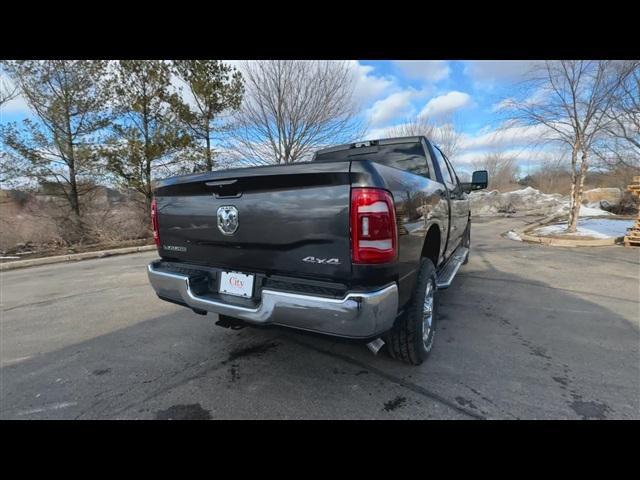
<box><xmin>518</xmin><ymin>232</ymin><xmax>618</xmax><ymax>247</ymax></box>
<box><xmin>510</xmin><ymin>214</ymin><xmax>620</xmax><ymax>247</ymax></box>
<box><xmin>0</xmin><ymin>245</ymin><xmax>157</xmax><ymax>272</ymax></box>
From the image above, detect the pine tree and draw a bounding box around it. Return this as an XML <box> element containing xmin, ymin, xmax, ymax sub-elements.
<box><xmin>172</xmin><ymin>60</ymin><xmax>243</xmax><ymax>171</ymax></box>
<box><xmin>1</xmin><ymin>60</ymin><xmax>111</xmax><ymax>226</ymax></box>
<box><xmin>102</xmin><ymin>60</ymin><xmax>190</xmax><ymax>214</ymax></box>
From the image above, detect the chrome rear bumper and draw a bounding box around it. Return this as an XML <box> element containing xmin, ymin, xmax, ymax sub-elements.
<box><xmin>147</xmin><ymin>262</ymin><xmax>399</xmax><ymax>338</ymax></box>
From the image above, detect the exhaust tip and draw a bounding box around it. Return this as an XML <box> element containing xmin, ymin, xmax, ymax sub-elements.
<box><xmin>366</xmin><ymin>337</ymin><xmax>385</xmax><ymax>355</ymax></box>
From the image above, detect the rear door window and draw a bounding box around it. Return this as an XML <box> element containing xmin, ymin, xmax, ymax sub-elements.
<box><xmin>375</xmin><ymin>142</ymin><xmax>429</xmax><ymax>176</ymax></box>
<box><xmin>443</xmin><ymin>154</ymin><xmax>461</xmax><ymax>192</ymax></box>
<box><xmin>432</xmin><ymin>146</ymin><xmax>456</xmax><ymax>190</ymax></box>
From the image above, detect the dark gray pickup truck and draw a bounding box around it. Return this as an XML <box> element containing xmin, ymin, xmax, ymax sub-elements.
<box><xmin>147</xmin><ymin>136</ymin><xmax>488</xmax><ymax>364</ymax></box>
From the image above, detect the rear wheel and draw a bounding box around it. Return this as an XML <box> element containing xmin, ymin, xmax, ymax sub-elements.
<box><xmin>386</xmin><ymin>258</ymin><xmax>438</xmax><ymax>365</ymax></box>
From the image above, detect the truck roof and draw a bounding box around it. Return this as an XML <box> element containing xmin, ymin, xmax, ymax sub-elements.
<box><xmin>314</xmin><ymin>136</ymin><xmax>426</xmax><ymax>156</ymax></box>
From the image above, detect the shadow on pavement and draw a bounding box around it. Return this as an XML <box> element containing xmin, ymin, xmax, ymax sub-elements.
<box><xmin>1</xmin><ymin>256</ymin><xmax>638</xmax><ymax>420</ymax></box>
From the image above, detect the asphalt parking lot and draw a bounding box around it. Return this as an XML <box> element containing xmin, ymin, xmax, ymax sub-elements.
<box><xmin>1</xmin><ymin>216</ymin><xmax>638</xmax><ymax>420</ymax></box>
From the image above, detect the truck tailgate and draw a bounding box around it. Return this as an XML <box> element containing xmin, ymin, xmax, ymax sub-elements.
<box><xmin>154</xmin><ymin>162</ymin><xmax>352</xmax><ymax>281</ymax></box>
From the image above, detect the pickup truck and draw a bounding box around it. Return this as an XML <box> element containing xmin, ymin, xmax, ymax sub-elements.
<box><xmin>147</xmin><ymin>136</ymin><xmax>488</xmax><ymax>364</ymax></box>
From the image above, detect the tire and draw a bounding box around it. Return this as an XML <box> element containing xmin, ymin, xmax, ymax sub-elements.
<box><xmin>462</xmin><ymin>220</ymin><xmax>470</xmax><ymax>265</ymax></box>
<box><xmin>386</xmin><ymin>258</ymin><xmax>438</xmax><ymax>365</ymax></box>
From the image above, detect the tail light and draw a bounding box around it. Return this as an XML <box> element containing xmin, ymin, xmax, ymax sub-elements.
<box><xmin>151</xmin><ymin>197</ymin><xmax>160</xmax><ymax>248</ymax></box>
<box><xmin>350</xmin><ymin>188</ymin><xmax>397</xmax><ymax>264</ymax></box>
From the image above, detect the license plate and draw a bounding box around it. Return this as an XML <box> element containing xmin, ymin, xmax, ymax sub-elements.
<box><xmin>219</xmin><ymin>271</ymin><xmax>254</xmax><ymax>298</ymax></box>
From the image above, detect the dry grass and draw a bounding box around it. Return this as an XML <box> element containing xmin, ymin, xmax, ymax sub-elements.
<box><xmin>0</xmin><ymin>188</ymin><xmax>152</xmax><ymax>254</ymax></box>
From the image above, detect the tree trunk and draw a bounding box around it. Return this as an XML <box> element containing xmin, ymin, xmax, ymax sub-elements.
<box><xmin>567</xmin><ymin>150</ymin><xmax>589</xmax><ymax>233</ymax></box>
<box><xmin>65</xmin><ymin>143</ymin><xmax>86</xmax><ymax>243</ymax></box>
<box><xmin>144</xmin><ymin>158</ymin><xmax>152</xmax><ymax>217</ymax></box>
<box><xmin>142</xmin><ymin>100</ymin><xmax>153</xmax><ymax>219</ymax></box>
<box><xmin>567</xmin><ymin>180</ymin><xmax>581</xmax><ymax>233</ymax></box>
<box><xmin>65</xmin><ymin>110</ymin><xmax>81</xmax><ymax>218</ymax></box>
<box><xmin>205</xmin><ymin>130</ymin><xmax>213</xmax><ymax>171</ymax></box>
<box><xmin>68</xmin><ymin>161</ymin><xmax>80</xmax><ymax>216</ymax></box>
<box><xmin>566</xmin><ymin>142</ymin><xmax>580</xmax><ymax>233</ymax></box>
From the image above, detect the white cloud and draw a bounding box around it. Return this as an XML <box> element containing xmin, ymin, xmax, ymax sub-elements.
<box><xmin>1</xmin><ymin>94</ymin><xmax>29</xmax><ymax>116</ymax></box>
<box><xmin>363</xmin><ymin>126</ymin><xmax>394</xmax><ymax>141</ymax></box>
<box><xmin>463</xmin><ymin>60</ymin><xmax>539</xmax><ymax>88</ymax></box>
<box><xmin>0</xmin><ymin>73</ymin><xmax>30</xmax><ymax>116</ymax></box>
<box><xmin>392</xmin><ymin>60</ymin><xmax>450</xmax><ymax>83</ymax></box>
<box><xmin>490</xmin><ymin>98</ymin><xmax>512</xmax><ymax>113</ymax></box>
<box><xmin>419</xmin><ymin>91</ymin><xmax>473</xmax><ymax>118</ymax></box>
<box><xmin>366</xmin><ymin>89</ymin><xmax>424</xmax><ymax>127</ymax></box>
<box><xmin>453</xmin><ymin>123</ymin><xmax>568</xmax><ymax>171</ymax></box>
<box><xmin>458</xmin><ymin>123</ymin><xmax>561</xmax><ymax>151</ymax></box>
<box><xmin>170</xmin><ymin>74</ymin><xmax>198</xmax><ymax>109</ymax></box>
<box><xmin>347</xmin><ymin>61</ymin><xmax>396</xmax><ymax>107</ymax></box>
<box><xmin>455</xmin><ymin>146</ymin><xmax>565</xmax><ymax>166</ymax></box>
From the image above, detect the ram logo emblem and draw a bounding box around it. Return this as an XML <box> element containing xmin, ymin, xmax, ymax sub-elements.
<box><xmin>218</xmin><ymin>205</ymin><xmax>240</xmax><ymax>235</ymax></box>
<box><xmin>217</xmin><ymin>206</ymin><xmax>239</xmax><ymax>235</ymax></box>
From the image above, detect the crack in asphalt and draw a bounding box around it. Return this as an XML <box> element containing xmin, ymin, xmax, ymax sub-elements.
<box><xmin>83</xmin><ymin>336</ymin><xmax>283</xmax><ymax>419</ymax></box>
<box><xmin>284</xmin><ymin>336</ymin><xmax>485</xmax><ymax>420</ymax></box>
<box><xmin>74</xmin><ymin>358</ymin><xmax>211</xmax><ymax>420</ymax></box>
<box><xmin>460</xmin><ymin>382</ymin><xmax>520</xmax><ymax>420</ymax></box>
<box><xmin>478</xmin><ymin>303</ymin><xmax>617</xmax><ymax>420</ymax></box>
<box><xmin>74</xmin><ymin>331</ymin><xmax>484</xmax><ymax>420</ymax></box>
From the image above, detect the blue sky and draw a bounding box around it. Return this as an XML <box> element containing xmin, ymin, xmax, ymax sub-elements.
<box><xmin>348</xmin><ymin>60</ymin><xmax>553</xmax><ymax>171</ymax></box>
<box><xmin>1</xmin><ymin>60</ymin><xmax>555</xmax><ymax>176</ymax></box>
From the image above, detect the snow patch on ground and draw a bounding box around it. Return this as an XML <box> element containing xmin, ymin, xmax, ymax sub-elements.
<box><xmin>533</xmin><ymin>218</ymin><xmax>633</xmax><ymax>239</ymax></box>
<box><xmin>578</xmin><ymin>205</ymin><xmax>613</xmax><ymax>217</ymax></box>
<box><xmin>535</xmin><ymin>224</ymin><xmax>610</xmax><ymax>239</ymax></box>
<box><xmin>505</xmin><ymin>230</ymin><xmax>522</xmax><ymax>241</ymax></box>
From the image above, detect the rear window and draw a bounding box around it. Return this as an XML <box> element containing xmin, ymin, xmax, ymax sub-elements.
<box><xmin>314</xmin><ymin>142</ymin><xmax>429</xmax><ymax>177</ymax></box>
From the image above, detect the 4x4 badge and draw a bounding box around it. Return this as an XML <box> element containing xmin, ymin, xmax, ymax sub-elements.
<box><xmin>302</xmin><ymin>256</ymin><xmax>341</xmax><ymax>265</ymax></box>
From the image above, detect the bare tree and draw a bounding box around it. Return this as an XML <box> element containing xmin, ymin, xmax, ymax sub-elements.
<box><xmin>433</xmin><ymin>121</ymin><xmax>463</xmax><ymax>161</ymax></box>
<box><xmin>0</xmin><ymin>74</ymin><xmax>18</xmax><ymax>107</ymax></box>
<box><xmin>385</xmin><ymin>115</ymin><xmax>435</xmax><ymax>138</ymax></box>
<box><xmin>504</xmin><ymin>61</ymin><xmax>629</xmax><ymax>232</ymax></box>
<box><xmin>520</xmin><ymin>154</ymin><xmax>573</xmax><ymax>194</ymax></box>
<box><xmin>471</xmin><ymin>152</ymin><xmax>519</xmax><ymax>191</ymax></box>
<box><xmin>229</xmin><ymin>60</ymin><xmax>365</xmax><ymax>164</ymax></box>
<box><xmin>384</xmin><ymin>115</ymin><xmax>463</xmax><ymax>160</ymax></box>
<box><xmin>598</xmin><ymin>61</ymin><xmax>640</xmax><ymax>168</ymax></box>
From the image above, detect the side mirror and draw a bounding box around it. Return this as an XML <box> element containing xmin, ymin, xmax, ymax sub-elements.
<box><xmin>461</xmin><ymin>170</ymin><xmax>488</xmax><ymax>193</ymax></box>
<box><xmin>471</xmin><ymin>170</ymin><xmax>488</xmax><ymax>189</ymax></box>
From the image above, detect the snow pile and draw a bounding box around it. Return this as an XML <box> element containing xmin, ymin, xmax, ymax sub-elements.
<box><xmin>552</xmin><ymin>203</ymin><xmax>613</xmax><ymax>218</ymax></box>
<box><xmin>469</xmin><ymin>187</ymin><xmax>616</xmax><ymax>217</ymax></box>
<box><xmin>469</xmin><ymin>187</ymin><xmax>568</xmax><ymax>216</ymax></box>
<box><xmin>533</xmin><ymin>218</ymin><xmax>633</xmax><ymax>239</ymax></box>
<box><xmin>582</xmin><ymin>188</ymin><xmax>622</xmax><ymax>207</ymax></box>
